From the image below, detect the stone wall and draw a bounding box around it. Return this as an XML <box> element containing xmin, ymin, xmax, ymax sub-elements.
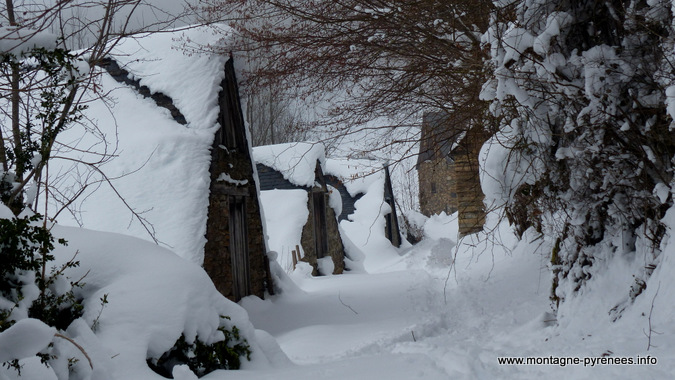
<box><xmin>451</xmin><ymin>127</ymin><xmax>489</xmax><ymax>237</ymax></box>
<box><xmin>418</xmin><ymin>157</ymin><xmax>458</xmax><ymax>216</ymax></box>
<box><xmin>300</xmin><ymin>188</ymin><xmax>345</xmax><ymax>275</ymax></box>
<box><xmin>203</xmin><ymin>144</ymin><xmax>270</xmax><ymax>301</ymax></box>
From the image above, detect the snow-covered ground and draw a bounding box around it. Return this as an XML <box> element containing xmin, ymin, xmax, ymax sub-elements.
<box><xmin>3</xmin><ymin>25</ymin><xmax>674</xmax><ymax>380</ymax></box>
<box><xmin>229</xmin><ymin>212</ymin><xmax>674</xmax><ymax>380</ymax></box>
<box><xmin>4</xmin><ymin>205</ymin><xmax>674</xmax><ymax>379</ymax></box>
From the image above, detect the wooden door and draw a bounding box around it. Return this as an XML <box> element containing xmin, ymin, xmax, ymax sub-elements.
<box><xmin>229</xmin><ymin>195</ymin><xmax>251</xmax><ymax>301</ymax></box>
<box><xmin>312</xmin><ymin>191</ymin><xmax>328</xmax><ymax>259</ymax></box>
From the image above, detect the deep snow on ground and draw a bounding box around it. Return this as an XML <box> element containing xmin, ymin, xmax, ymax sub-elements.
<box><xmin>4</xmin><ymin>207</ymin><xmax>674</xmax><ymax>379</ymax></box>
<box><xmin>5</xmin><ymin>25</ymin><xmax>673</xmax><ymax>380</ymax></box>
<box><xmin>231</xmin><ymin>213</ymin><xmax>675</xmax><ymax>380</ymax></box>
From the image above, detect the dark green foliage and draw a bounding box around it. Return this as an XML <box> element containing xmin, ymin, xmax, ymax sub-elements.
<box><xmin>0</xmin><ymin>213</ymin><xmax>83</xmax><ymax>333</ymax></box>
<box><xmin>148</xmin><ymin>316</ymin><xmax>252</xmax><ymax>378</ymax></box>
<box><xmin>0</xmin><ymin>213</ymin><xmax>88</xmax><ymax>372</ymax></box>
<box><xmin>28</xmin><ymin>264</ymin><xmax>85</xmax><ymax>331</ymax></box>
<box><xmin>0</xmin><ymin>214</ymin><xmax>56</xmax><ymax>294</ymax></box>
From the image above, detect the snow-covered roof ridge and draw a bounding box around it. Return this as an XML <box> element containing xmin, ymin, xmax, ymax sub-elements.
<box><xmin>97</xmin><ymin>57</ymin><xmax>187</xmax><ymax>125</ymax></box>
<box><xmin>108</xmin><ymin>25</ymin><xmax>231</xmax><ymax>130</ymax></box>
<box><xmin>252</xmin><ymin>142</ymin><xmax>326</xmax><ymax>188</ymax></box>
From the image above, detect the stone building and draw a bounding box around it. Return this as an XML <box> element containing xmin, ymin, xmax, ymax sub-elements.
<box><xmin>255</xmin><ymin>144</ymin><xmax>346</xmax><ymax>276</ymax></box>
<box><xmin>417</xmin><ymin>111</ymin><xmax>487</xmax><ymax>236</ymax></box>
<box><xmin>202</xmin><ymin>58</ymin><xmax>273</xmax><ymax>302</ymax></box>
<box><xmin>417</xmin><ymin>112</ymin><xmax>460</xmax><ymax>216</ymax></box>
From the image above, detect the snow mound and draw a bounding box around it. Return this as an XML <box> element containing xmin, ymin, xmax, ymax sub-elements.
<box><xmin>324</xmin><ymin>158</ymin><xmax>383</xmax><ymax>197</ymax></box>
<box><xmin>259</xmin><ymin>189</ymin><xmax>309</xmax><ymax>272</ymax></box>
<box><xmin>0</xmin><ymin>215</ymin><xmax>288</xmax><ymax>379</ymax></box>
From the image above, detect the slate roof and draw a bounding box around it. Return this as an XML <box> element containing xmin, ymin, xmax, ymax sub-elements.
<box><xmin>97</xmin><ymin>58</ymin><xmax>187</xmax><ymax>125</ymax></box>
<box><xmin>256</xmin><ymin>163</ymin><xmax>305</xmax><ymax>191</ymax></box>
<box><xmin>416</xmin><ymin>111</ymin><xmax>464</xmax><ymax>168</ymax></box>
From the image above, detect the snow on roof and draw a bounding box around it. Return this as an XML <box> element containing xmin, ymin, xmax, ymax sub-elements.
<box><xmin>258</xmin><ymin>189</ymin><xmax>309</xmax><ymax>269</ymax></box>
<box><xmin>324</xmin><ymin>158</ymin><xmax>384</xmax><ymax>197</ymax></box>
<box><xmin>109</xmin><ymin>25</ymin><xmax>230</xmax><ymax>129</ymax></box>
<box><xmin>252</xmin><ymin>142</ymin><xmax>326</xmax><ymax>188</ymax></box>
<box><xmin>0</xmin><ymin>27</ymin><xmax>57</xmax><ymax>56</ymax></box>
<box><xmin>50</xmin><ymin>27</ymin><xmax>235</xmax><ymax>264</ymax></box>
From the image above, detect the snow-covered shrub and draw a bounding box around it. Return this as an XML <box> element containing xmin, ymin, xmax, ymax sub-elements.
<box><xmin>0</xmin><ymin>45</ymin><xmax>87</xmax><ymax>215</ymax></box>
<box><xmin>401</xmin><ymin>210</ymin><xmax>427</xmax><ymax>244</ymax></box>
<box><xmin>148</xmin><ymin>316</ymin><xmax>251</xmax><ymax>377</ymax></box>
<box><xmin>0</xmin><ymin>212</ymin><xmax>85</xmax><ymax>372</ymax></box>
<box><xmin>483</xmin><ymin>0</ymin><xmax>674</xmax><ymax>311</ymax></box>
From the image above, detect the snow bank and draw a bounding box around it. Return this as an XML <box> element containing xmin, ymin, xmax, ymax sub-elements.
<box><xmin>252</xmin><ymin>142</ymin><xmax>325</xmax><ymax>187</ymax></box>
<box><xmin>324</xmin><ymin>158</ymin><xmax>382</xmax><ymax>197</ymax></box>
<box><xmin>338</xmin><ymin>171</ymin><xmax>401</xmax><ymax>272</ymax></box>
<box><xmin>0</xmin><ymin>205</ymin><xmax>288</xmax><ymax>379</ymax></box>
<box><xmin>0</xmin><ymin>319</ymin><xmax>56</xmax><ymax>363</ymax></box>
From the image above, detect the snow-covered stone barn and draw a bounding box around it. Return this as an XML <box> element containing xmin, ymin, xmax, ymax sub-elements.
<box><xmin>324</xmin><ymin>161</ymin><xmax>402</xmax><ymax>248</ymax></box>
<box><xmin>56</xmin><ymin>28</ymin><xmax>275</xmax><ymax>302</ymax></box>
<box><xmin>254</xmin><ymin>142</ymin><xmax>346</xmax><ymax>276</ymax></box>
<box><xmin>202</xmin><ymin>58</ymin><xmax>274</xmax><ymax>302</ymax></box>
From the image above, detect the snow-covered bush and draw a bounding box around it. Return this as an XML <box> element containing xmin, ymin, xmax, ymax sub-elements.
<box><xmin>148</xmin><ymin>316</ymin><xmax>251</xmax><ymax>377</ymax></box>
<box><xmin>0</xmin><ymin>211</ymin><xmax>84</xmax><ymax>373</ymax></box>
<box><xmin>0</xmin><ymin>200</ymin><xmax>287</xmax><ymax>379</ymax></box>
<box><xmin>483</xmin><ymin>0</ymin><xmax>674</xmax><ymax>311</ymax></box>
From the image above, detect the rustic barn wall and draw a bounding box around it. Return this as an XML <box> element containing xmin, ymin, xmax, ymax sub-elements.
<box><xmin>451</xmin><ymin>127</ymin><xmax>489</xmax><ymax>237</ymax></box>
<box><xmin>300</xmin><ymin>188</ymin><xmax>345</xmax><ymax>275</ymax></box>
<box><xmin>203</xmin><ymin>144</ymin><xmax>270</xmax><ymax>301</ymax></box>
<box><xmin>203</xmin><ymin>59</ymin><xmax>271</xmax><ymax>302</ymax></box>
<box><xmin>418</xmin><ymin>157</ymin><xmax>458</xmax><ymax>217</ymax></box>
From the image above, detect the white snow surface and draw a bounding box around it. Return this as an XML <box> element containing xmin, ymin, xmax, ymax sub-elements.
<box><xmin>252</xmin><ymin>142</ymin><xmax>326</xmax><ymax>187</ymax></box>
<box><xmin>10</xmin><ymin>26</ymin><xmax>673</xmax><ymax>380</ymax></box>
<box><xmin>109</xmin><ymin>25</ymin><xmax>230</xmax><ymax>129</ymax></box>
<box><xmin>48</xmin><ymin>27</ymin><xmax>233</xmax><ymax>264</ymax></box>
<box><xmin>0</xmin><ymin>319</ymin><xmax>56</xmax><ymax>363</ymax></box>
<box><xmin>0</xmin><ymin>205</ymin><xmax>286</xmax><ymax>380</ymax></box>
<box><xmin>259</xmin><ymin>189</ymin><xmax>309</xmax><ymax>271</ymax></box>
<box><xmin>324</xmin><ymin>158</ymin><xmax>383</xmax><ymax>197</ymax></box>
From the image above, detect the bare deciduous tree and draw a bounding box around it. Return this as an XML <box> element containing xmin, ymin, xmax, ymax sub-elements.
<box><xmin>200</xmin><ymin>0</ymin><xmax>494</xmax><ymax>143</ymax></box>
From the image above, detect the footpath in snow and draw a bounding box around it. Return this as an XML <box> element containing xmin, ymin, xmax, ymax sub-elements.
<box><xmin>227</xmin><ymin>215</ymin><xmax>551</xmax><ymax>379</ymax></box>
<box><xmin>227</xmin><ymin>214</ymin><xmax>673</xmax><ymax>380</ymax></box>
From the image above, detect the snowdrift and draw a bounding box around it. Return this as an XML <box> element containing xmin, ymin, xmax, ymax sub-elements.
<box><xmin>0</xmin><ymin>204</ymin><xmax>288</xmax><ymax>379</ymax></box>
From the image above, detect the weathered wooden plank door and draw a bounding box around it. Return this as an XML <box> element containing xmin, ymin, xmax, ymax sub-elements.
<box><xmin>312</xmin><ymin>191</ymin><xmax>328</xmax><ymax>260</ymax></box>
<box><xmin>229</xmin><ymin>195</ymin><xmax>251</xmax><ymax>301</ymax></box>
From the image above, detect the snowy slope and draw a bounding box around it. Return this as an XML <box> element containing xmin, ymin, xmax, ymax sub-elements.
<box><xmin>0</xmin><ymin>206</ymin><xmax>288</xmax><ymax>380</ymax></box>
<box><xmin>237</xmin><ymin>212</ymin><xmax>675</xmax><ymax>379</ymax></box>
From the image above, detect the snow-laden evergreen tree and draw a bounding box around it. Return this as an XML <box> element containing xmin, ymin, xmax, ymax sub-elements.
<box><xmin>483</xmin><ymin>0</ymin><xmax>675</xmax><ymax>313</ymax></box>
